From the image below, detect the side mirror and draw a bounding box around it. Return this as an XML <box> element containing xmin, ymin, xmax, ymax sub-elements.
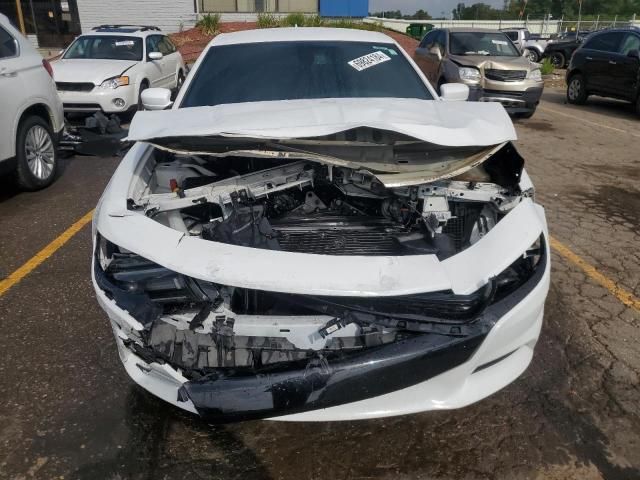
<box><xmin>440</xmin><ymin>83</ymin><xmax>469</xmax><ymax>102</ymax></box>
<box><xmin>141</xmin><ymin>88</ymin><xmax>173</xmax><ymax>110</ymax></box>
<box><xmin>148</xmin><ymin>51</ymin><xmax>163</xmax><ymax>61</ymax></box>
<box><xmin>627</xmin><ymin>49</ymin><xmax>640</xmax><ymax>60</ymax></box>
<box><xmin>429</xmin><ymin>45</ymin><xmax>443</xmax><ymax>61</ymax></box>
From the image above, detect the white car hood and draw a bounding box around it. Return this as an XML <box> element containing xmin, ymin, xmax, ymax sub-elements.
<box><xmin>128</xmin><ymin>98</ymin><xmax>517</xmax><ymax>147</ymax></box>
<box><xmin>51</xmin><ymin>58</ymin><xmax>138</xmax><ymax>85</ymax></box>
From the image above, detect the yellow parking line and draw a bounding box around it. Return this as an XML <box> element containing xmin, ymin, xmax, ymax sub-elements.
<box><xmin>539</xmin><ymin>106</ymin><xmax>640</xmax><ymax>139</ymax></box>
<box><xmin>0</xmin><ymin>209</ymin><xmax>94</xmax><ymax>297</ymax></box>
<box><xmin>550</xmin><ymin>236</ymin><xmax>640</xmax><ymax>312</ymax></box>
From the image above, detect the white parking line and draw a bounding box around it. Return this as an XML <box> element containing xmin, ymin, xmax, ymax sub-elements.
<box><xmin>539</xmin><ymin>106</ymin><xmax>640</xmax><ymax>139</ymax></box>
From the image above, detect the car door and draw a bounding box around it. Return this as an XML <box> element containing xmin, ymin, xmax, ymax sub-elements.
<box><xmin>145</xmin><ymin>34</ymin><xmax>167</xmax><ymax>87</ymax></box>
<box><xmin>160</xmin><ymin>35</ymin><xmax>180</xmax><ymax>88</ymax></box>
<box><xmin>158</xmin><ymin>36</ymin><xmax>179</xmax><ymax>87</ymax></box>
<box><xmin>0</xmin><ymin>24</ymin><xmax>23</xmax><ymax>162</ymax></box>
<box><xmin>614</xmin><ymin>32</ymin><xmax>640</xmax><ymax>100</ymax></box>
<box><xmin>414</xmin><ymin>30</ymin><xmax>439</xmax><ymax>83</ymax></box>
<box><xmin>581</xmin><ymin>32</ymin><xmax>625</xmax><ymax>93</ymax></box>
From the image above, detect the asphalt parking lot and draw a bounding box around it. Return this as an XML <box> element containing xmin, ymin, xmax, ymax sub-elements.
<box><xmin>0</xmin><ymin>87</ymin><xmax>638</xmax><ymax>480</ymax></box>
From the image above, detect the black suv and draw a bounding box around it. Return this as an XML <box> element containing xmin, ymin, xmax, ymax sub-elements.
<box><xmin>566</xmin><ymin>28</ymin><xmax>640</xmax><ymax>115</ymax></box>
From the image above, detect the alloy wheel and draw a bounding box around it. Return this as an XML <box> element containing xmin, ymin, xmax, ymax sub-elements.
<box><xmin>568</xmin><ymin>78</ymin><xmax>581</xmax><ymax>101</ymax></box>
<box><xmin>24</xmin><ymin>125</ymin><xmax>55</xmax><ymax>180</ymax></box>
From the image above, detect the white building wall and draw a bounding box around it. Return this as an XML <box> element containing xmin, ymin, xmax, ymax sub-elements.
<box><xmin>76</xmin><ymin>0</ymin><xmax>197</xmax><ymax>34</ymax></box>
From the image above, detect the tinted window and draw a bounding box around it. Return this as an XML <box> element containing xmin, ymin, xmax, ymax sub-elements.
<box><xmin>64</xmin><ymin>35</ymin><xmax>143</xmax><ymax>61</ymax></box>
<box><xmin>583</xmin><ymin>32</ymin><xmax>625</xmax><ymax>52</ymax></box>
<box><xmin>158</xmin><ymin>36</ymin><xmax>175</xmax><ymax>55</ymax></box>
<box><xmin>419</xmin><ymin>30</ymin><xmax>437</xmax><ymax>48</ymax></box>
<box><xmin>164</xmin><ymin>36</ymin><xmax>177</xmax><ymax>53</ymax></box>
<box><xmin>0</xmin><ymin>26</ymin><xmax>18</xmax><ymax>58</ymax></box>
<box><xmin>182</xmin><ymin>41</ymin><xmax>433</xmax><ymax>108</ymax></box>
<box><xmin>435</xmin><ymin>30</ymin><xmax>447</xmax><ymax>52</ymax></box>
<box><xmin>619</xmin><ymin>33</ymin><xmax>640</xmax><ymax>55</ymax></box>
<box><xmin>146</xmin><ymin>35</ymin><xmax>162</xmax><ymax>54</ymax></box>
<box><xmin>505</xmin><ymin>31</ymin><xmax>518</xmax><ymax>41</ymax></box>
<box><xmin>449</xmin><ymin>32</ymin><xmax>520</xmax><ymax>56</ymax></box>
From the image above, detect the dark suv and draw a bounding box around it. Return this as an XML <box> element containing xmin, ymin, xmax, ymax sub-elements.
<box><xmin>566</xmin><ymin>28</ymin><xmax>640</xmax><ymax>115</ymax></box>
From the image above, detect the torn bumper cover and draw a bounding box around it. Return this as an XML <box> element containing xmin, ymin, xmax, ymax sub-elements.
<box><xmin>92</xmin><ymin>222</ymin><xmax>548</xmax><ymax>423</ymax></box>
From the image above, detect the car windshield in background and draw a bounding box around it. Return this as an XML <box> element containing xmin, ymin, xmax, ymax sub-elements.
<box><xmin>450</xmin><ymin>32</ymin><xmax>520</xmax><ymax>56</ymax></box>
<box><xmin>63</xmin><ymin>36</ymin><xmax>143</xmax><ymax>61</ymax></box>
<box><xmin>181</xmin><ymin>41</ymin><xmax>433</xmax><ymax>107</ymax></box>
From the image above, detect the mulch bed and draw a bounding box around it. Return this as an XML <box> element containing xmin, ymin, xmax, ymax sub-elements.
<box><xmin>170</xmin><ymin>24</ymin><xmax>419</xmax><ymax>63</ymax></box>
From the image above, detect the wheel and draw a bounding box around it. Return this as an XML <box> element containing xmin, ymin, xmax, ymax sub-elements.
<box><xmin>525</xmin><ymin>48</ymin><xmax>539</xmax><ymax>63</ymax></box>
<box><xmin>550</xmin><ymin>51</ymin><xmax>566</xmax><ymax>69</ymax></box>
<box><xmin>567</xmin><ymin>74</ymin><xmax>588</xmax><ymax>105</ymax></box>
<box><xmin>14</xmin><ymin>116</ymin><xmax>58</xmax><ymax>190</ymax></box>
<box><xmin>137</xmin><ymin>81</ymin><xmax>149</xmax><ymax>111</ymax></box>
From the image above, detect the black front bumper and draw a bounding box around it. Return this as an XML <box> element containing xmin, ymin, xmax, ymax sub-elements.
<box><xmin>468</xmin><ymin>86</ymin><xmax>544</xmax><ymax>114</ymax></box>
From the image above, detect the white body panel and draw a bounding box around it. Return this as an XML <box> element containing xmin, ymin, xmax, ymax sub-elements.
<box><xmin>0</xmin><ymin>14</ymin><xmax>64</xmax><ymax>162</ymax></box>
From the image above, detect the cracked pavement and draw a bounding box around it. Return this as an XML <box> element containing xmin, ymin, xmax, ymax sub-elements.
<box><xmin>0</xmin><ymin>87</ymin><xmax>638</xmax><ymax>479</ymax></box>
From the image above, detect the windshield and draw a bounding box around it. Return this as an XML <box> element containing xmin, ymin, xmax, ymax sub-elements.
<box><xmin>450</xmin><ymin>32</ymin><xmax>520</xmax><ymax>56</ymax></box>
<box><xmin>63</xmin><ymin>35</ymin><xmax>143</xmax><ymax>61</ymax></box>
<box><xmin>181</xmin><ymin>41</ymin><xmax>433</xmax><ymax>108</ymax></box>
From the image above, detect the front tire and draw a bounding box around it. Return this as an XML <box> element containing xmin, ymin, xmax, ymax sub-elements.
<box><xmin>567</xmin><ymin>74</ymin><xmax>588</xmax><ymax>105</ymax></box>
<box><xmin>14</xmin><ymin>116</ymin><xmax>58</xmax><ymax>191</ymax></box>
<box><xmin>525</xmin><ymin>49</ymin><xmax>539</xmax><ymax>63</ymax></box>
<box><xmin>550</xmin><ymin>51</ymin><xmax>566</xmax><ymax>69</ymax></box>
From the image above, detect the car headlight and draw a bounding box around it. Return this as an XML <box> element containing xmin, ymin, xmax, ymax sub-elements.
<box><xmin>458</xmin><ymin>67</ymin><xmax>481</xmax><ymax>83</ymax></box>
<box><xmin>99</xmin><ymin>76</ymin><xmax>130</xmax><ymax>89</ymax></box>
<box><xmin>494</xmin><ymin>235</ymin><xmax>545</xmax><ymax>301</ymax></box>
<box><xmin>527</xmin><ymin>69</ymin><xmax>542</xmax><ymax>81</ymax></box>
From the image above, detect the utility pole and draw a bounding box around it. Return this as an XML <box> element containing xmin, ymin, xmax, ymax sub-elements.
<box><xmin>14</xmin><ymin>0</ymin><xmax>26</xmax><ymax>34</ymax></box>
<box><xmin>576</xmin><ymin>0</ymin><xmax>582</xmax><ymax>38</ymax></box>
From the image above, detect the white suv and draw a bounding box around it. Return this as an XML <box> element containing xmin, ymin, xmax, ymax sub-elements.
<box><xmin>51</xmin><ymin>25</ymin><xmax>185</xmax><ymax>115</ymax></box>
<box><xmin>0</xmin><ymin>13</ymin><xmax>64</xmax><ymax>190</ymax></box>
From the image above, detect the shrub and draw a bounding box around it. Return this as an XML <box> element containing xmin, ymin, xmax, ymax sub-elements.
<box><xmin>257</xmin><ymin>13</ymin><xmax>279</xmax><ymax>29</ymax></box>
<box><xmin>281</xmin><ymin>12</ymin><xmax>306</xmax><ymax>27</ymax></box>
<box><xmin>540</xmin><ymin>57</ymin><xmax>555</xmax><ymax>75</ymax></box>
<box><xmin>304</xmin><ymin>15</ymin><xmax>326</xmax><ymax>27</ymax></box>
<box><xmin>196</xmin><ymin>13</ymin><xmax>221</xmax><ymax>36</ymax></box>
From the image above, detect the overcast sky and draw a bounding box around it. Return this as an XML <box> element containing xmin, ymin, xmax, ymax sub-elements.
<box><xmin>369</xmin><ymin>0</ymin><xmax>505</xmax><ymax>16</ymax></box>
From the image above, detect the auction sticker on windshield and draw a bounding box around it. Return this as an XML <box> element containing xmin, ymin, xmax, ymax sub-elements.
<box><xmin>348</xmin><ymin>51</ymin><xmax>392</xmax><ymax>71</ymax></box>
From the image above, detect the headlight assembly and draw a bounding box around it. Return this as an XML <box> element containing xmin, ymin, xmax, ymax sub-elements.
<box><xmin>527</xmin><ymin>69</ymin><xmax>542</xmax><ymax>82</ymax></box>
<box><xmin>458</xmin><ymin>67</ymin><xmax>481</xmax><ymax>83</ymax></box>
<box><xmin>99</xmin><ymin>76</ymin><xmax>130</xmax><ymax>89</ymax></box>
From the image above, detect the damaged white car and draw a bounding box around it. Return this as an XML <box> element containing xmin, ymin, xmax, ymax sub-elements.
<box><xmin>92</xmin><ymin>28</ymin><xmax>550</xmax><ymax>422</ymax></box>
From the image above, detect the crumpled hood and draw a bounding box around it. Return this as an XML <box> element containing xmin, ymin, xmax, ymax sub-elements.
<box><xmin>51</xmin><ymin>59</ymin><xmax>137</xmax><ymax>85</ymax></box>
<box><xmin>128</xmin><ymin>98</ymin><xmax>517</xmax><ymax>147</ymax></box>
<box><xmin>449</xmin><ymin>54</ymin><xmax>531</xmax><ymax>71</ymax></box>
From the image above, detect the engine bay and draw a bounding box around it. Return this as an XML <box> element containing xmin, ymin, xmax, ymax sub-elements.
<box><xmin>129</xmin><ymin>139</ymin><xmax>526</xmax><ymax>259</ymax></box>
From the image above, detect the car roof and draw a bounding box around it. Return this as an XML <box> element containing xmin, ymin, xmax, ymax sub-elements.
<box><xmin>210</xmin><ymin>27</ymin><xmax>396</xmax><ymax>47</ymax></box>
<box><xmin>80</xmin><ymin>26</ymin><xmax>163</xmax><ymax>38</ymax></box>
